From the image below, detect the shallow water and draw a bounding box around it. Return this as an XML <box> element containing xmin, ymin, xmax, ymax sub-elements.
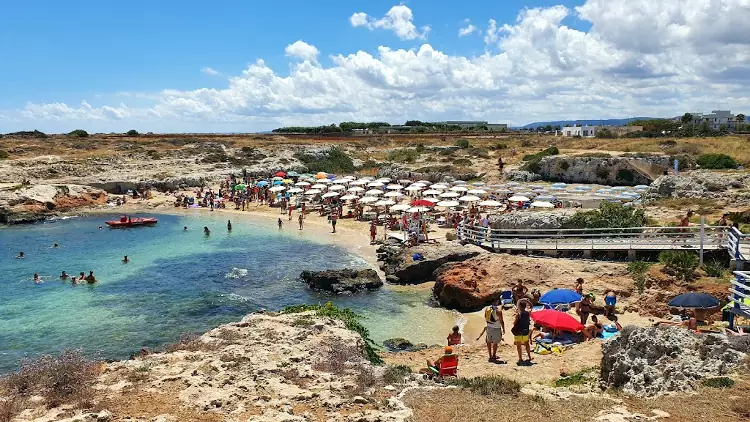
<box><xmin>0</xmin><ymin>213</ymin><xmax>461</xmax><ymax>373</ymax></box>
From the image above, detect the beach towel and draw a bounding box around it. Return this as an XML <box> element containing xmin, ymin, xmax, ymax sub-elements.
<box><xmin>535</xmin><ymin>337</ymin><xmax>576</xmax><ymax>346</ymax></box>
<box><xmin>601</xmin><ymin>330</ymin><xmax>619</xmax><ymax>341</ymax></box>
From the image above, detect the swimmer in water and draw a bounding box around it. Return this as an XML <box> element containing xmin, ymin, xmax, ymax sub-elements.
<box><xmin>122</xmin><ymin>255</ymin><xmax>129</xmax><ymax>263</ymax></box>
<box><xmin>204</xmin><ymin>226</ymin><xmax>211</xmax><ymax>236</ymax></box>
<box><xmin>98</xmin><ymin>226</ymin><xmax>103</xmax><ymax>230</ymax></box>
<box><xmin>34</xmin><ymin>273</ymin><xmax>41</xmax><ymax>284</ymax></box>
<box><xmin>16</xmin><ymin>251</ymin><xmax>24</xmax><ymax>259</ymax></box>
<box><xmin>227</xmin><ymin>220</ymin><xmax>232</xmax><ymax>232</ymax></box>
<box><xmin>60</xmin><ymin>271</ymin><xmax>69</xmax><ymax>280</ymax></box>
<box><xmin>85</xmin><ymin>271</ymin><xmax>97</xmax><ymax>284</ymax></box>
<box><xmin>53</xmin><ymin>243</ymin><xmax>59</xmax><ymax>248</ymax></box>
<box><xmin>278</xmin><ymin>218</ymin><xmax>283</xmax><ymax>229</ymax></box>
<box><xmin>184</xmin><ymin>226</ymin><xmax>188</xmax><ymax>231</ymax></box>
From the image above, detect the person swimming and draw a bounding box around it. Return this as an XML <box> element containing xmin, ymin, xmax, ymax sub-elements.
<box><xmin>122</xmin><ymin>255</ymin><xmax>129</xmax><ymax>263</ymax></box>
<box><xmin>204</xmin><ymin>226</ymin><xmax>211</xmax><ymax>235</ymax></box>
<box><xmin>60</xmin><ymin>271</ymin><xmax>69</xmax><ymax>280</ymax></box>
<box><xmin>184</xmin><ymin>226</ymin><xmax>188</xmax><ymax>231</ymax></box>
<box><xmin>227</xmin><ymin>220</ymin><xmax>232</xmax><ymax>232</ymax></box>
<box><xmin>53</xmin><ymin>243</ymin><xmax>59</xmax><ymax>248</ymax></box>
<box><xmin>85</xmin><ymin>271</ymin><xmax>97</xmax><ymax>284</ymax></box>
<box><xmin>277</xmin><ymin>218</ymin><xmax>283</xmax><ymax>229</ymax></box>
<box><xmin>33</xmin><ymin>273</ymin><xmax>42</xmax><ymax>284</ymax></box>
<box><xmin>16</xmin><ymin>251</ymin><xmax>24</xmax><ymax>259</ymax></box>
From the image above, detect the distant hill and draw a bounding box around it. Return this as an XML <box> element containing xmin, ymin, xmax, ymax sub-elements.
<box><xmin>520</xmin><ymin>117</ymin><xmax>659</xmax><ymax>129</ymax></box>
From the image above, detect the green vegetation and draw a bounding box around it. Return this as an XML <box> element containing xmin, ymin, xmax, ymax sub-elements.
<box><xmin>126</xmin><ymin>129</ymin><xmax>139</xmax><ymax>136</ymax></box>
<box><xmin>388</xmin><ymin>148</ymin><xmax>421</xmax><ymax>163</ymax></box>
<box><xmin>4</xmin><ymin>129</ymin><xmax>47</xmax><ymax>138</ymax></box>
<box><xmin>446</xmin><ymin>375</ymin><xmax>520</xmax><ymax>396</ymax></box>
<box><xmin>696</xmin><ymin>153</ymin><xmax>737</xmax><ymax>169</ymax></box>
<box><xmin>616</xmin><ymin>169</ymin><xmax>635</xmax><ymax>183</ymax></box>
<box><xmin>658</xmin><ymin>251</ymin><xmax>699</xmax><ymax>281</ymax></box>
<box><xmin>455</xmin><ymin>139</ymin><xmax>470</xmax><ymax>148</ymax></box>
<box><xmin>490</xmin><ymin>142</ymin><xmax>507</xmax><ymax>150</ymax></box>
<box><xmin>521</xmin><ymin>146</ymin><xmax>559</xmax><ymax>173</ymax></box>
<box><xmin>563</xmin><ymin>202</ymin><xmax>645</xmax><ymax>230</ymax></box>
<box><xmin>67</xmin><ymin>129</ymin><xmax>89</xmax><ymax>138</ymax></box>
<box><xmin>0</xmin><ymin>149</ymin><xmax>8</xmax><ymax>160</ymax></box>
<box><xmin>595</xmin><ymin>128</ymin><xmax>616</xmax><ymax>138</ymax></box>
<box><xmin>281</xmin><ymin>302</ymin><xmax>383</xmax><ymax>365</ymax></box>
<box><xmin>339</xmin><ymin>121</ymin><xmax>391</xmax><ymax>132</ymax></box>
<box><xmin>382</xmin><ymin>365</ymin><xmax>412</xmax><ymax>385</ymax></box>
<box><xmin>273</xmin><ymin>124</ymin><xmax>343</xmax><ymax>134</ymax></box>
<box><xmin>452</xmin><ymin>158</ymin><xmax>473</xmax><ymax>166</ymax></box>
<box><xmin>701</xmin><ymin>377</ymin><xmax>735</xmax><ymax>388</ymax></box>
<box><xmin>701</xmin><ymin>259</ymin><xmax>728</xmax><ymax>279</ymax></box>
<box><xmin>295</xmin><ymin>147</ymin><xmax>355</xmax><ymax>174</ymax></box>
<box><xmin>628</xmin><ymin>261</ymin><xmax>653</xmax><ymax>294</ymax></box>
<box><xmin>554</xmin><ymin>369</ymin><xmax>596</xmax><ymax>387</ymax></box>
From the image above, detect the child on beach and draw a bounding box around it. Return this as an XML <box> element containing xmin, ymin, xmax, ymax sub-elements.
<box><xmin>298</xmin><ymin>214</ymin><xmax>304</xmax><ymax>230</ymax></box>
<box><xmin>447</xmin><ymin>326</ymin><xmax>462</xmax><ymax>345</ymax></box>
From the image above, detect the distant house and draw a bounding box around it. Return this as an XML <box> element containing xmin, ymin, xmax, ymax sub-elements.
<box><xmin>559</xmin><ymin>125</ymin><xmax>643</xmax><ymax>137</ymax></box>
<box><xmin>689</xmin><ymin>110</ymin><xmax>736</xmax><ymax>131</ymax></box>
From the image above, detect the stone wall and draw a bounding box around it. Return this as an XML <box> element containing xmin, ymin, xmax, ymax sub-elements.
<box><xmin>531</xmin><ymin>156</ymin><xmax>670</xmax><ymax>186</ymax></box>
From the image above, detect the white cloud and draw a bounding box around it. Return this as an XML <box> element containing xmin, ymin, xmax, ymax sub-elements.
<box><xmin>201</xmin><ymin>67</ymin><xmax>219</xmax><ymax>76</ymax></box>
<box><xmin>458</xmin><ymin>21</ymin><xmax>478</xmax><ymax>37</ymax></box>
<box><xmin>5</xmin><ymin>0</ymin><xmax>750</xmax><ymax>132</ymax></box>
<box><xmin>284</xmin><ymin>40</ymin><xmax>320</xmax><ymax>62</ymax></box>
<box><xmin>350</xmin><ymin>4</ymin><xmax>429</xmax><ymax>40</ymax></box>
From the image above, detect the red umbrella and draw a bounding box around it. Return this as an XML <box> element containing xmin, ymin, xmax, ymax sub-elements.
<box><xmin>411</xmin><ymin>198</ymin><xmax>436</xmax><ymax>206</ymax></box>
<box><xmin>531</xmin><ymin>310</ymin><xmax>584</xmax><ymax>332</ymax></box>
<box><xmin>275</xmin><ymin>171</ymin><xmax>287</xmax><ymax>177</ymax></box>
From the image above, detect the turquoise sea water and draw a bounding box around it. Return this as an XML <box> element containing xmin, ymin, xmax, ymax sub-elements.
<box><xmin>0</xmin><ymin>212</ymin><xmax>460</xmax><ymax>373</ymax></box>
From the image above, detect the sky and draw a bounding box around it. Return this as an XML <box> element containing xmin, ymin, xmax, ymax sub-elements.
<box><xmin>0</xmin><ymin>0</ymin><xmax>749</xmax><ymax>133</ymax></box>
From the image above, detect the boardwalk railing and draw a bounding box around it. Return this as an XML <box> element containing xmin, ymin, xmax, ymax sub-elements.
<box><xmin>456</xmin><ymin>224</ymin><xmax>729</xmax><ymax>252</ymax></box>
<box><xmin>727</xmin><ymin>226</ymin><xmax>750</xmax><ymax>262</ymax></box>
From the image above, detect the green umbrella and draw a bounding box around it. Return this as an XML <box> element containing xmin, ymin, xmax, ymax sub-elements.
<box><xmin>233</xmin><ymin>184</ymin><xmax>247</xmax><ymax>191</ymax></box>
<box><xmin>287</xmin><ymin>171</ymin><xmax>300</xmax><ymax>177</ymax></box>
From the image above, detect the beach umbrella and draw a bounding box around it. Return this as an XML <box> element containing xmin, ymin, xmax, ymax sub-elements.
<box><xmin>417</xmin><ymin>180</ymin><xmax>432</xmax><ymax>185</ymax></box>
<box><xmin>390</xmin><ymin>204</ymin><xmax>411</xmax><ymax>212</ymax></box>
<box><xmin>294</xmin><ymin>181</ymin><xmax>311</xmax><ymax>187</ymax></box>
<box><xmin>272</xmin><ymin>180</ymin><xmax>283</xmax><ymax>185</ymax></box>
<box><xmin>633</xmin><ymin>185</ymin><xmax>650</xmax><ymax>191</ymax></box>
<box><xmin>494</xmin><ymin>189</ymin><xmax>512</xmax><ymax>194</ymax></box>
<box><xmin>255</xmin><ymin>181</ymin><xmax>269</xmax><ymax>187</ymax></box>
<box><xmin>452</xmin><ymin>180</ymin><xmax>467</xmax><ymax>185</ymax></box>
<box><xmin>668</xmin><ymin>293</ymin><xmax>720</xmax><ymax>309</ymax></box>
<box><xmin>612</xmin><ymin>186</ymin><xmax>628</xmax><ymax>191</ymax></box>
<box><xmin>232</xmin><ymin>184</ymin><xmax>247</xmax><ymax>191</ymax></box>
<box><xmin>365</xmin><ymin>189</ymin><xmax>384</xmax><ymax>196</ymax></box>
<box><xmin>350</xmin><ymin>180</ymin><xmax>368</xmax><ymax>186</ymax></box>
<box><xmin>405</xmin><ymin>185</ymin><xmax>424</xmax><ymax>191</ymax></box>
<box><xmin>384</xmin><ymin>191</ymin><xmax>404</xmax><ymax>198</ymax></box>
<box><xmin>331</xmin><ymin>179</ymin><xmax>349</xmax><ymax>184</ymax></box>
<box><xmin>282</xmin><ymin>179</ymin><xmax>294</xmax><ymax>184</ymax></box>
<box><xmin>304</xmin><ymin>189</ymin><xmax>322</xmax><ymax>195</ymax></box>
<box><xmin>471</xmin><ymin>182</ymin><xmax>486</xmax><ymax>187</ymax></box>
<box><xmin>348</xmin><ymin>186</ymin><xmax>365</xmax><ymax>193</ymax></box>
<box><xmin>398</xmin><ymin>179</ymin><xmax>412</xmax><ymax>185</ymax></box>
<box><xmin>408</xmin><ymin>206</ymin><xmax>431</xmax><ymax>213</ymax></box>
<box><xmin>411</xmin><ymin>198</ymin><xmax>437</xmax><ymax>206</ymax></box>
<box><xmin>432</xmin><ymin>183</ymin><xmax>449</xmax><ymax>189</ymax></box>
<box><xmin>322</xmin><ymin>192</ymin><xmax>340</xmax><ymax>198</ymax></box>
<box><xmin>367</xmin><ymin>181</ymin><xmax>385</xmax><ymax>187</ymax></box>
<box><xmin>535</xmin><ymin>195</ymin><xmax>557</xmax><ymax>202</ymax></box>
<box><xmin>272</xmin><ymin>176</ymin><xmax>283</xmax><ymax>181</ymax></box>
<box><xmin>551</xmin><ymin>183</ymin><xmax>567</xmax><ymax>188</ymax></box>
<box><xmin>531</xmin><ymin>201</ymin><xmax>555</xmax><ymax>208</ymax></box>
<box><xmin>311</xmin><ymin>183</ymin><xmax>328</xmax><ymax>190</ymax></box>
<box><xmin>423</xmin><ymin>189</ymin><xmax>443</xmax><ymax>195</ymax></box>
<box><xmin>314</xmin><ymin>172</ymin><xmax>328</xmax><ymax>179</ymax></box>
<box><xmin>467</xmin><ymin>189</ymin><xmax>488</xmax><ymax>195</ymax></box>
<box><xmin>358</xmin><ymin>196</ymin><xmax>379</xmax><ymax>204</ymax></box>
<box><xmin>286</xmin><ymin>171</ymin><xmax>300</xmax><ymax>177</ymax></box>
<box><xmin>539</xmin><ymin>289</ymin><xmax>582</xmax><ymax>306</ymax></box>
<box><xmin>508</xmin><ymin>195</ymin><xmax>530</xmax><ymax>202</ymax></box>
<box><xmin>459</xmin><ymin>195</ymin><xmax>481</xmax><ymax>202</ymax></box>
<box><xmin>531</xmin><ymin>310</ymin><xmax>585</xmax><ymax>332</ymax></box>
<box><xmin>269</xmin><ymin>186</ymin><xmax>286</xmax><ymax>192</ymax></box>
<box><xmin>437</xmin><ymin>200</ymin><xmax>460</xmax><ymax>207</ymax></box>
<box><xmin>440</xmin><ymin>191</ymin><xmax>460</xmax><ymax>198</ymax></box>
<box><xmin>287</xmin><ymin>188</ymin><xmax>303</xmax><ymax>194</ymax></box>
<box><xmin>374</xmin><ymin>199</ymin><xmax>396</xmax><ymax>207</ymax></box>
<box><xmin>450</xmin><ymin>186</ymin><xmax>468</xmax><ymax>192</ymax></box>
<box><xmin>328</xmin><ymin>185</ymin><xmax>346</xmax><ymax>191</ymax></box>
<box><xmin>387</xmin><ymin>184</ymin><xmax>404</xmax><ymax>190</ymax></box>
<box><xmin>479</xmin><ymin>200</ymin><xmax>503</xmax><ymax>207</ymax></box>
<box><xmin>506</xmin><ymin>182</ymin><xmax>520</xmax><ymax>187</ymax></box>
<box><xmin>274</xmin><ymin>171</ymin><xmax>287</xmax><ymax>177</ymax></box>
<box><xmin>340</xmin><ymin>194</ymin><xmax>359</xmax><ymax>200</ymax></box>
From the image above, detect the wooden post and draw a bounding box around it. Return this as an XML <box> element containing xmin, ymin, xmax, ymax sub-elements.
<box><xmin>699</xmin><ymin>216</ymin><xmax>705</xmax><ymax>265</ymax></box>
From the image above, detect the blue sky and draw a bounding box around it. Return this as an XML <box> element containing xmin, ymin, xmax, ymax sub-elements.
<box><xmin>0</xmin><ymin>1</ymin><xmax>747</xmax><ymax>133</ymax></box>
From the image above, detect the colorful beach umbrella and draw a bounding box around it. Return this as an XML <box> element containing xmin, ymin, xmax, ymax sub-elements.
<box><xmin>531</xmin><ymin>310</ymin><xmax>585</xmax><ymax>333</ymax></box>
<box><xmin>539</xmin><ymin>289</ymin><xmax>582</xmax><ymax>306</ymax></box>
<box><xmin>275</xmin><ymin>171</ymin><xmax>287</xmax><ymax>177</ymax></box>
<box><xmin>411</xmin><ymin>199</ymin><xmax>436</xmax><ymax>206</ymax></box>
<box><xmin>314</xmin><ymin>172</ymin><xmax>328</xmax><ymax>179</ymax></box>
<box><xmin>232</xmin><ymin>184</ymin><xmax>247</xmax><ymax>191</ymax></box>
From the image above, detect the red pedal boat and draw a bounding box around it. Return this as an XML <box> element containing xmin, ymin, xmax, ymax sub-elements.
<box><xmin>105</xmin><ymin>215</ymin><xmax>158</xmax><ymax>227</ymax></box>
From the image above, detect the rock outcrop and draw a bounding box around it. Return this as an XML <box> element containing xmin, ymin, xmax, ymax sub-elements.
<box><xmin>382</xmin><ymin>338</ymin><xmax>428</xmax><ymax>352</ymax></box>
<box><xmin>375</xmin><ymin>164</ymin><xmax>482</xmax><ymax>184</ymax></box>
<box><xmin>299</xmin><ymin>269</ymin><xmax>383</xmax><ymax>294</ymax></box>
<box><xmin>529</xmin><ymin>156</ymin><xmax>670</xmax><ymax>186</ymax></box>
<box><xmin>645</xmin><ymin>171</ymin><xmax>750</xmax><ymax>204</ymax></box>
<box><xmin>379</xmin><ymin>243</ymin><xmax>485</xmax><ymax>285</ymax></box>
<box><xmin>489</xmin><ymin>211</ymin><xmax>572</xmax><ymax>230</ymax></box>
<box><xmin>0</xmin><ymin>184</ymin><xmax>107</xmax><ymax>224</ymax></box>
<box><xmin>600</xmin><ymin>326</ymin><xmax>746</xmax><ymax>397</ymax></box>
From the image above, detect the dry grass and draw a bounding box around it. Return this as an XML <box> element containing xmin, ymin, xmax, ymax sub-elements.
<box><xmin>164</xmin><ymin>333</ymin><xmax>220</xmax><ymax>353</ymax></box>
<box><xmin>311</xmin><ymin>339</ymin><xmax>364</xmax><ymax>375</ymax></box>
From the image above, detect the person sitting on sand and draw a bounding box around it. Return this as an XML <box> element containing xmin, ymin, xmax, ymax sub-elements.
<box><xmin>447</xmin><ymin>326</ymin><xmax>462</xmax><ymax>346</ymax></box>
<box><xmin>511</xmin><ymin>279</ymin><xmax>528</xmax><ymax>304</ymax></box>
<box><xmin>16</xmin><ymin>251</ymin><xmax>24</xmax><ymax>259</ymax></box>
<box><xmin>607</xmin><ymin>315</ymin><xmax>623</xmax><ymax>331</ymax></box>
<box><xmin>85</xmin><ymin>271</ymin><xmax>97</xmax><ymax>284</ymax></box>
<box><xmin>60</xmin><ymin>271</ymin><xmax>69</xmax><ymax>280</ymax></box>
<box><xmin>122</xmin><ymin>255</ymin><xmax>129</xmax><ymax>263</ymax></box>
<box><xmin>426</xmin><ymin>346</ymin><xmax>457</xmax><ymax>375</ymax></box>
<box><xmin>585</xmin><ymin>315</ymin><xmax>603</xmax><ymax>340</ymax></box>
<box><xmin>530</xmin><ymin>288</ymin><xmax>541</xmax><ymax>306</ymax></box>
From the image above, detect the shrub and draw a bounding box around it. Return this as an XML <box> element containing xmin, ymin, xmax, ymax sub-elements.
<box><xmin>145</xmin><ymin>149</ymin><xmax>161</xmax><ymax>160</ymax></box>
<box><xmin>701</xmin><ymin>259</ymin><xmax>728</xmax><ymax>278</ymax></box>
<box><xmin>415</xmin><ymin>143</ymin><xmax>426</xmax><ymax>153</ymax></box>
<box><xmin>701</xmin><ymin>377</ymin><xmax>735</xmax><ymax>388</ymax></box>
<box><xmin>126</xmin><ymin>129</ymin><xmax>139</xmax><ymax>136</ymax></box>
<box><xmin>558</xmin><ymin>160</ymin><xmax>569</xmax><ymax>171</ymax></box>
<box><xmin>295</xmin><ymin>147</ymin><xmax>355</xmax><ymax>174</ymax></box>
<box><xmin>200</xmin><ymin>152</ymin><xmax>229</xmax><ymax>163</ymax></box>
<box><xmin>383</xmin><ymin>365</ymin><xmax>412</xmax><ymax>385</ymax></box>
<box><xmin>388</xmin><ymin>148</ymin><xmax>421</xmax><ymax>163</ymax></box>
<box><xmin>452</xmin><ymin>158</ymin><xmax>473</xmax><ymax>166</ymax></box>
<box><xmin>554</xmin><ymin>371</ymin><xmax>591</xmax><ymax>387</ymax></box>
<box><xmin>455</xmin><ymin>139</ymin><xmax>470</xmax><ymax>148</ymax></box>
<box><xmin>447</xmin><ymin>375</ymin><xmax>520</xmax><ymax>396</ymax></box>
<box><xmin>68</xmin><ymin>129</ymin><xmax>89</xmax><ymax>138</ymax></box>
<box><xmin>595</xmin><ymin>128</ymin><xmax>616</xmax><ymax>138</ymax></box>
<box><xmin>0</xmin><ymin>394</ymin><xmax>26</xmax><ymax>422</ymax></box>
<box><xmin>520</xmin><ymin>146</ymin><xmax>559</xmax><ymax>173</ymax></box>
<box><xmin>520</xmin><ymin>139</ymin><xmax>532</xmax><ymax>147</ymax></box>
<box><xmin>628</xmin><ymin>261</ymin><xmax>652</xmax><ymax>294</ymax></box>
<box><xmin>658</xmin><ymin>251</ymin><xmax>699</xmax><ymax>281</ymax></box>
<box><xmin>439</xmin><ymin>148</ymin><xmax>456</xmax><ymax>156</ymax></box>
<box><xmin>311</xmin><ymin>339</ymin><xmax>363</xmax><ymax>375</ymax></box>
<box><xmin>467</xmin><ymin>147</ymin><xmax>489</xmax><ymax>158</ymax></box>
<box><xmin>563</xmin><ymin>202</ymin><xmax>645</xmax><ymax>230</ymax></box>
<box><xmin>0</xmin><ymin>349</ymin><xmax>97</xmax><ymax>407</ymax></box>
<box><xmin>0</xmin><ymin>150</ymin><xmax>8</xmax><ymax>160</ymax></box>
<box><xmin>491</xmin><ymin>143</ymin><xmax>508</xmax><ymax>150</ymax></box>
<box><xmin>696</xmin><ymin>153</ymin><xmax>737</xmax><ymax>169</ymax></box>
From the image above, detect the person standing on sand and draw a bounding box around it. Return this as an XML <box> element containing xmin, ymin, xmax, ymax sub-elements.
<box><xmin>477</xmin><ymin>298</ymin><xmax>505</xmax><ymax>362</ymax></box>
<box><xmin>298</xmin><ymin>213</ymin><xmax>304</xmax><ymax>230</ymax></box>
<box><xmin>512</xmin><ymin>299</ymin><xmax>532</xmax><ymax>365</ymax></box>
<box><xmin>370</xmin><ymin>221</ymin><xmax>377</xmax><ymax>244</ymax></box>
<box><xmin>330</xmin><ymin>208</ymin><xmax>338</xmax><ymax>233</ymax></box>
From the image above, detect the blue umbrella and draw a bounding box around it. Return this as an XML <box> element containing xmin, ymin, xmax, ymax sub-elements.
<box><xmin>539</xmin><ymin>289</ymin><xmax>582</xmax><ymax>306</ymax></box>
<box><xmin>272</xmin><ymin>180</ymin><xmax>283</xmax><ymax>185</ymax></box>
<box><xmin>256</xmin><ymin>180</ymin><xmax>269</xmax><ymax>187</ymax></box>
<box><xmin>668</xmin><ymin>293</ymin><xmax>719</xmax><ymax>309</ymax></box>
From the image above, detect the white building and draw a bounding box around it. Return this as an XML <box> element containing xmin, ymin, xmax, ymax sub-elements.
<box><xmin>560</xmin><ymin>125</ymin><xmax>598</xmax><ymax>137</ymax></box>
<box><xmin>690</xmin><ymin>110</ymin><xmax>736</xmax><ymax>131</ymax></box>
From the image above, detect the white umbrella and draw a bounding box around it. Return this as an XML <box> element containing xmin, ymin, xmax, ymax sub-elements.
<box><xmin>376</xmin><ymin>178</ymin><xmax>391</xmax><ymax>183</ymax></box>
<box><xmin>479</xmin><ymin>200</ymin><xmax>503</xmax><ymax>207</ymax></box>
<box><xmin>450</xmin><ymin>186</ymin><xmax>468</xmax><ymax>192</ymax></box>
<box><xmin>423</xmin><ymin>189</ymin><xmax>443</xmax><ymax>195</ymax></box>
<box><xmin>440</xmin><ymin>191</ymin><xmax>460</xmax><ymax>198</ymax></box>
<box><xmin>459</xmin><ymin>195</ymin><xmax>481</xmax><ymax>202</ymax></box>
<box><xmin>431</xmin><ymin>183</ymin><xmax>449</xmax><ymax>189</ymax></box>
<box><xmin>343</xmin><ymin>175</ymin><xmax>357</xmax><ymax>180</ymax></box>
<box><xmin>328</xmin><ymin>185</ymin><xmax>346</xmax><ymax>191</ymax></box>
<box><xmin>384</xmin><ymin>191</ymin><xmax>403</xmax><ymax>198</ymax></box>
<box><xmin>269</xmin><ymin>186</ymin><xmax>286</xmax><ymax>192</ymax></box>
<box><xmin>390</xmin><ymin>204</ymin><xmax>412</xmax><ymax>212</ymax></box>
<box><xmin>340</xmin><ymin>194</ymin><xmax>359</xmax><ymax>200</ymax></box>
<box><xmin>331</xmin><ymin>179</ymin><xmax>349</xmax><ymax>184</ymax></box>
<box><xmin>322</xmin><ymin>192</ymin><xmax>340</xmax><ymax>198</ymax></box>
<box><xmin>304</xmin><ymin>189</ymin><xmax>322</xmax><ymax>195</ymax></box>
<box><xmin>535</xmin><ymin>195</ymin><xmax>557</xmax><ymax>201</ymax></box>
<box><xmin>452</xmin><ymin>180</ymin><xmax>467</xmax><ymax>185</ymax></box>
<box><xmin>407</xmin><ymin>206</ymin><xmax>431</xmax><ymax>213</ymax></box>
<box><xmin>365</xmin><ymin>189</ymin><xmax>384</xmax><ymax>196</ymax></box>
<box><xmin>405</xmin><ymin>185</ymin><xmax>424</xmax><ymax>191</ymax></box>
<box><xmin>417</xmin><ymin>180</ymin><xmax>432</xmax><ymax>185</ymax></box>
<box><xmin>358</xmin><ymin>196</ymin><xmax>379</xmax><ymax>204</ymax></box>
<box><xmin>508</xmin><ymin>195</ymin><xmax>530</xmax><ymax>202</ymax></box>
<box><xmin>294</xmin><ymin>181</ymin><xmax>311</xmax><ymax>187</ymax></box>
<box><xmin>374</xmin><ymin>199</ymin><xmax>396</xmax><ymax>207</ymax></box>
<box><xmin>437</xmin><ymin>200</ymin><xmax>460</xmax><ymax>207</ymax></box>
<box><xmin>387</xmin><ymin>184</ymin><xmax>404</xmax><ymax>190</ymax></box>
<box><xmin>467</xmin><ymin>189</ymin><xmax>488</xmax><ymax>195</ymax></box>
<box><xmin>312</xmin><ymin>184</ymin><xmax>328</xmax><ymax>189</ymax></box>
<box><xmin>367</xmin><ymin>182</ymin><xmax>385</xmax><ymax>187</ymax></box>
<box><xmin>471</xmin><ymin>182</ymin><xmax>486</xmax><ymax>187</ymax></box>
<box><xmin>350</xmin><ymin>180</ymin><xmax>368</xmax><ymax>186</ymax></box>
<box><xmin>531</xmin><ymin>201</ymin><xmax>555</xmax><ymax>208</ymax></box>
<box><xmin>347</xmin><ymin>186</ymin><xmax>365</xmax><ymax>193</ymax></box>
<box><xmin>286</xmin><ymin>188</ymin><xmax>303</xmax><ymax>194</ymax></box>
<box><xmin>272</xmin><ymin>176</ymin><xmax>283</xmax><ymax>181</ymax></box>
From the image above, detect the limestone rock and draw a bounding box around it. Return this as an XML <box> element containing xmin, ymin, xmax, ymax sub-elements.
<box><xmin>382</xmin><ymin>338</ymin><xmax>428</xmax><ymax>352</ymax></box>
<box><xmin>0</xmin><ymin>183</ymin><xmax>107</xmax><ymax>224</ymax></box>
<box><xmin>383</xmin><ymin>243</ymin><xmax>485</xmax><ymax>285</ymax></box>
<box><xmin>489</xmin><ymin>211</ymin><xmax>571</xmax><ymax>230</ymax></box>
<box><xmin>299</xmin><ymin>268</ymin><xmax>383</xmax><ymax>294</ymax></box>
<box><xmin>645</xmin><ymin>171</ymin><xmax>750</xmax><ymax>204</ymax></box>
